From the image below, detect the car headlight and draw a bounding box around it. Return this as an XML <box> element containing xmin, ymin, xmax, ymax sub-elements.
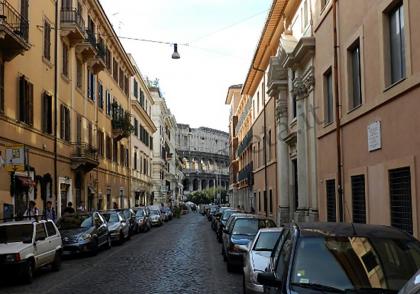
<box><xmin>5</xmin><ymin>253</ymin><xmax>20</xmax><ymax>262</ymax></box>
<box><xmin>79</xmin><ymin>233</ymin><xmax>92</xmax><ymax>241</ymax></box>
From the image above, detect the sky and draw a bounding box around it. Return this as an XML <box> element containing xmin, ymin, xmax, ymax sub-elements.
<box><xmin>100</xmin><ymin>0</ymin><xmax>272</xmax><ymax>132</ymax></box>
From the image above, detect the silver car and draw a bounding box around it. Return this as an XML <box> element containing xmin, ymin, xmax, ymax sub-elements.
<box><xmin>243</xmin><ymin>227</ymin><xmax>283</xmax><ymax>294</ymax></box>
<box><xmin>102</xmin><ymin>211</ymin><xmax>130</xmax><ymax>244</ymax></box>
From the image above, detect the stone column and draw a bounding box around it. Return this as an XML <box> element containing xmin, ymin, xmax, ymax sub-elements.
<box><xmin>293</xmin><ymin>79</ymin><xmax>309</xmax><ymax>222</ymax></box>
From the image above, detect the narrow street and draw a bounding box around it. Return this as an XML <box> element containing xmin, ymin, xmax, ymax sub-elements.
<box><xmin>0</xmin><ymin>213</ymin><xmax>242</xmax><ymax>294</ymax></box>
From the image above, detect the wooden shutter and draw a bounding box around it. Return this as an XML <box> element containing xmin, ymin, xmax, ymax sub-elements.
<box><xmin>19</xmin><ymin>76</ymin><xmax>25</xmax><ymax>122</ymax></box>
<box><xmin>27</xmin><ymin>82</ymin><xmax>33</xmax><ymax>125</ymax></box>
<box><xmin>60</xmin><ymin>105</ymin><xmax>65</xmax><ymax>139</ymax></box>
<box><xmin>65</xmin><ymin>107</ymin><xmax>70</xmax><ymax>141</ymax></box>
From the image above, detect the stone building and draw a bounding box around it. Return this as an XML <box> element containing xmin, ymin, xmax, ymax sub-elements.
<box><xmin>176</xmin><ymin>124</ymin><xmax>229</xmax><ymax>201</ymax></box>
<box><xmin>0</xmin><ymin>0</ymin><xmax>135</xmax><ymax>218</ymax></box>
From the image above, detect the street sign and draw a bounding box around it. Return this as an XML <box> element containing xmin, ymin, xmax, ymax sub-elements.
<box><xmin>4</xmin><ymin>145</ymin><xmax>26</xmax><ymax>172</ymax></box>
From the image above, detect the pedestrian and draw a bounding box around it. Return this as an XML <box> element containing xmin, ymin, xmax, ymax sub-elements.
<box><xmin>45</xmin><ymin>200</ymin><xmax>56</xmax><ymax>222</ymax></box>
<box><xmin>63</xmin><ymin>201</ymin><xmax>75</xmax><ymax>215</ymax></box>
<box><xmin>24</xmin><ymin>200</ymin><xmax>39</xmax><ymax>221</ymax></box>
<box><xmin>77</xmin><ymin>201</ymin><xmax>86</xmax><ymax>212</ymax></box>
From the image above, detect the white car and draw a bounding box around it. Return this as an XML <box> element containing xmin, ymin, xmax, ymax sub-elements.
<box><xmin>0</xmin><ymin>219</ymin><xmax>63</xmax><ymax>283</ymax></box>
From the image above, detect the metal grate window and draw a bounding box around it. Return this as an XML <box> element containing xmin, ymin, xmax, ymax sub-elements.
<box><xmin>326</xmin><ymin>179</ymin><xmax>336</xmax><ymax>222</ymax></box>
<box><xmin>351</xmin><ymin>175</ymin><xmax>366</xmax><ymax>224</ymax></box>
<box><xmin>389</xmin><ymin>167</ymin><xmax>413</xmax><ymax>234</ymax></box>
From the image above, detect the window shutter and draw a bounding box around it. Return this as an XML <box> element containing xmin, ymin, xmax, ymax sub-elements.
<box><xmin>60</xmin><ymin>105</ymin><xmax>65</xmax><ymax>139</ymax></box>
<box><xmin>65</xmin><ymin>107</ymin><xmax>70</xmax><ymax>141</ymax></box>
<box><xmin>27</xmin><ymin>82</ymin><xmax>33</xmax><ymax>125</ymax></box>
<box><xmin>18</xmin><ymin>76</ymin><xmax>25</xmax><ymax>122</ymax></box>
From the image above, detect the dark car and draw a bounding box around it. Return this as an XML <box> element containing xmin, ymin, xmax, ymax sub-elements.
<box><xmin>133</xmin><ymin>207</ymin><xmax>151</xmax><ymax>233</ymax></box>
<box><xmin>216</xmin><ymin>209</ymin><xmax>239</xmax><ymax>243</ymax></box>
<box><xmin>163</xmin><ymin>207</ymin><xmax>173</xmax><ymax>221</ymax></box>
<box><xmin>57</xmin><ymin>212</ymin><xmax>111</xmax><ymax>256</ymax></box>
<box><xmin>121</xmin><ymin>208</ymin><xmax>137</xmax><ymax>236</ymax></box>
<box><xmin>212</xmin><ymin>207</ymin><xmax>229</xmax><ymax>232</ymax></box>
<box><xmin>101</xmin><ymin>211</ymin><xmax>130</xmax><ymax>244</ymax></box>
<box><xmin>208</xmin><ymin>206</ymin><xmax>218</xmax><ymax>222</ymax></box>
<box><xmin>258</xmin><ymin>222</ymin><xmax>420</xmax><ymax>294</ymax></box>
<box><xmin>222</xmin><ymin>215</ymin><xmax>276</xmax><ymax>272</ymax></box>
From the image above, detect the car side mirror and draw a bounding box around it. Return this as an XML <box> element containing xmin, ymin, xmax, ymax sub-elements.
<box><xmin>257</xmin><ymin>272</ymin><xmax>282</xmax><ymax>288</ymax></box>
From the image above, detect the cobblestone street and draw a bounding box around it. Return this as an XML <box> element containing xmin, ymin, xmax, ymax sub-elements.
<box><xmin>0</xmin><ymin>213</ymin><xmax>242</xmax><ymax>294</ymax></box>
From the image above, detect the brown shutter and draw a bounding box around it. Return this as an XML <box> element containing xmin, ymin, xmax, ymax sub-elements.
<box><xmin>65</xmin><ymin>107</ymin><xmax>70</xmax><ymax>141</ymax></box>
<box><xmin>27</xmin><ymin>82</ymin><xmax>33</xmax><ymax>125</ymax></box>
<box><xmin>60</xmin><ymin>105</ymin><xmax>65</xmax><ymax>139</ymax></box>
<box><xmin>18</xmin><ymin>76</ymin><xmax>25</xmax><ymax>122</ymax></box>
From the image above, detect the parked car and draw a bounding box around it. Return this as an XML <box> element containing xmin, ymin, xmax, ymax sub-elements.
<box><xmin>258</xmin><ymin>222</ymin><xmax>420</xmax><ymax>294</ymax></box>
<box><xmin>149</xmin><ymin>209</ymin><xmax>163</xmax><ymax>226</ymax></box>
<box><xmin>0</xmin><ymin>219</ymin><xmax>62</xmax><ymax>284</ymax></box>
<box><xmin>243</xmin><ymin>228</ymin><xmax>283</xmax><ymax>294</ymax></box>
<box><xmin>160</xmin><ymin>208</ymin><xmax>169</xmax><ymax>222</ymax></box>
<box><xmin>222</xmin><ymin>214</ymin><xmax>276</xmax><ymax>272</ymax></box>
<box><xmin>121</xmin><ymin>208</ymin><xmax>137</xmax><ymax>235</ymax></box>
<box><xmin>212</xmin><ymin>207</ymin><xmax>229</xmax><ymax>232</ymax></box>
<box><xmin>57</xmin><ymin>212</ymin><xmax>111</xmax><ymax>256</ymax></box>
<box><xmin>399</xmin><ymin>270</ymin><xmax>420</xmax><ymax>294</ymax></box>
<box><xmin>101</xmin><ymin>211</ymin><xmax>130</xmax><ymax>244</ymax></box>
<box><xmin>133</xmin><ymin>207</ymin><xmax>151</xmax><ymax>233</ymax></box>
<box><xmin>216</xmin><ymin>209</ymin><xmax>239</xmax><ymax>242</ymax></box>
<box><xmin>207</xmin><ymin>206</ymin><xmax>218</xmax><ymax>222</ymax></box>
<box><xmin>163</xmin><ymin>207</ymin><xmax>173</xmax><ymax>221</ymax></box>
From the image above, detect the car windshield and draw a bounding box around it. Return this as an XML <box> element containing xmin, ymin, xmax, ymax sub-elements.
<box><xmin>232</xmin><ymin>218</ymin><xmax>276</xmax><ymax>235</ymax></box>
<box><xmin>0</xmin><ymin>224</ymin><xmax>33</xmax><ymax>243</ymax></box>
<box><xmin>136</xmin><ymin>210</ymin><xmax>145</xmax><ymax>217</ymax></box>
<box><xmin>123</xmin><ymin>210</ymin><xmax>131</xmax><ymax>219</ymax></box>
<box><xmin>253</xmin><ymin>231</ymin><xmax>282</xmax><ymax>251</ymax></box>
<box><xmin>57</xmin><ymin>215</ymin><xmax>92</xmax><ymax>230</ymax></box>
<box><xmin>222</xmin><ymin>210</ymin><xmax>236</xmax><ymax>221</ymax></box>
<box><xmin>103</xmin><ymin>213</ymin><xmax>119</xmax><ymax>223</ymax></box>
<box><xmin>150</xmin><ymin>210</ymin><xmax>160</xmax><ymax>215</ymax></box>
<box><xmin>291</xmin><ymin>236</ymin><xmax>420</xmax><ymax>292</ymax></box>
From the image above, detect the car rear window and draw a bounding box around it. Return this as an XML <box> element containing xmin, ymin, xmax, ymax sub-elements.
<box><xmin>253</xmin><ymin>231</ymin><xmax>282</xmax><ymax>251</ymax></box>
<box><xmin>232</xmin><ymin>218</ymin><xmax>276</xmax><ymax>235</ymax></box>
<box><xmin>0</xmin><ymin>224</ymin><xmax>33</xmax><ymax>243</ymax></box>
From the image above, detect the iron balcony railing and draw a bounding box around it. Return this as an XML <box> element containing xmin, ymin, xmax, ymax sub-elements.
<box><xmin>96</xmin><ymin>41</ymin><xmax>106</xmax><ymax>60</ymax></box>
<box><xmin>72</xmin><ymin>143</ymin><xmax>98</xmax><ymax>161</ymax></box>
<box><xmin>238</xmin><ymin>162</ymin><xmax>253</xmax><ymax>184</ymax></box>
<box><xmin>236</xmin><ymin>128</ymin><xmax>253</xmax><ymax>158</ymax></box>
<box><xmin>86</xmin><ymin>29</ymin><xmax>96</xmax><ymax>48</ymax></box>
<box><xmin>0</xmin><ymin>0</ymin><xmax>29</xmax><ymax>42</ymax></box>
<box><xmin>60</xmin><ymin>8</ymin><xmax>85</xmax><ymax>33</ymax></box>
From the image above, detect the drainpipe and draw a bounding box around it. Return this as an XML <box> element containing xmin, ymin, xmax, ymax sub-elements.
<box><xmin>333</xmin><ymin>0</ymin><xmax>343</xmax><ymax>222</ymax></box>
<box><xmin>53</xmin><ymin>0</ymin><xmax>59</xmax><ymax>216</ymax></box>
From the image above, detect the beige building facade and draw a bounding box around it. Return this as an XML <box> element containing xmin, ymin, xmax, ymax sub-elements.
<box><xmin>0</xmin><ymin>0</ymin><xmax>135</xmax><ymax>218</ymax></box>
<box><xmin>129</xmin><ymin>56</ymin><xmax>156</xmax><ymax>207</ymax></box>
<box><xmin>314</xmin><ymin>0</ymin><xmax>420</xmax><ymax>237</ymax></box>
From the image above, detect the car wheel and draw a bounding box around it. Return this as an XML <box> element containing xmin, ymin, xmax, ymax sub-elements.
<box><xmin>22</xmin><ymin>260</ymin><xmax>34</xmax><ymax>284</ymax></box>
<box><xmin>243</xmin><ymin>275</ymin><xmax>247</xmax><ymax>294</ymax></box>
<box><xmin>90</xmin><ymin>239</ymin><xmax>99</xmax><ymax>256</ymax></box>
<box><xmin>51</xmin><ymin>252</ymin><xmax>61</xmax><ymax>272</ymax></box>
<box><xmin>227</xmin><ymin>261</ymin><xmax>234</xmax><ymax>272</ymax></box>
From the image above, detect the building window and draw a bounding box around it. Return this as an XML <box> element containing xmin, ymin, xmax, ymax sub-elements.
<box><xmin>324</xmin><ymin>69</ymin><xmax>333</xmax><ymax>124</ymax></box>
<box><xmin>349</xmin><ymin>40</ymin><xmax>362</xmax><ymax>109</ymax></box>
<box><xmin>292</xmin><ymin>95</ymin><xmax>297</xmax><ymax>119</ymax></box>
<box><xmin>149</xmin><ymin>135</ymin><xmax>153</xmax><ymax>150</ymax></box>
<box><xmin>113</xmin><ymin>58</ymin><xmax>118</xmax><ymax>82</ymax></box>
<box><xmin>134</xmin><ymin>149</ymin><xmax>138</xmax><ymax>170</ymax></box>
<box><xmin>256</xmin><ymin>92</ymin><xmax>260</xmax><ymax>114</ymax></box>
<box><xmin>0</xmin><ymin>61</ymin><xmax>3</xmax><ymax>113</ymax></box>
<box><xmin>388</xmin><ymin>3</ymin><xmax>406</xmax><ymax>85</ymax></box>
<box><xmin>133</xmin><ymin>79</ymin><xmax>138</xmax><ymax>98</ymax></box>
<box><xmin>269</xmin><ymin>190</ymin><xmax>273</xmax><ymax>214</ymax></box>
<box><xmin>18</xmin><ymin>76</ymin><xmax>33</xmax><ymax>125</ymax></box>
<box><xmin>42</xmin><ymin>92</ymin><xmax>52</xmax><ymax>134</ymax></box>
<box><xmin>113</xmin><ymin>139</ymin><xmax>118</xmax><ymax>163</ymax></box>
<box><xmin>326</xmin><ymin>179</ymin><xmax>336</xmax><ymax>222</ymax></box>
<box><xmin>87</xmin><ymin>69</ymin><xmax>95</xmax><ymax>101</ymax></box>
<box><xmin>140</xmin><ymin>90</ymin><xmax>145</xmax><ymax>107</ymax></box>
<box><xmin>97</xmin><ymin>81</ymin><xmax>103</xmax><ymax>109</ymax></box>
<box><xmin>97</xmin><ymin>130</ymin><xmax>104</xmax><ymax>158</ymax></box>
<box><xmin>60</xmin><ymin>104</ymin><xmax>71</xmax><ymax>141</ymax></box>
<box><xmin>76</xmin><ymin>58</ymin><xmax>83</xmax><ymax>89</ymax></box>
<box><xmin>62</xmin><ymin>43</ymin><xmax>69</xmax><ymax>77</ymax></box>
<box><xmin>143</xmin><ymin>158</ymin><xmax>147</xmax><ymax>175</ymax></box>
<box><xmin>351</xmin><ymin>175</ymin><xmax>366</xmax><ymax>224</ymax></box>
<box><xmin>267</xmin><ymin>130</ymin><xmax>272</xmax><ymax>161</ymax></box>
<box><xmin>106</xmin><ymin>90</ymin><xmax>112</xmax><ymax>116</ymax></box>
<box><xmin>134</xmin><ymin>118</ymin><xmax>138</xmax><ymax>137</ymax></box>
<box><xmin>120</xmin><ymin>144</ymin><xmax>125</xmax><ymax>166</ymax></box>
<box><xmin>124</xmin><ymin>75</ymin><xmax>129</xmax><ymax>96</ymax></box>
<box><xmin>88</xmin><ymin>122</ymin><xmax>92</xmax><ymax>147</ymax></box>
<box><xmin>263</xmin><ymin>191</ymin><xmax>267</xmax><ymax>212</ymax></box>
<box><xmin>125</xmin><ymin>148</ymin><xmax>129</xmax><ymax>168</ymax></box>
<box><xmin>105</xmin><ymin>47</ymin><xmax>112</xmax><ymax>70</ymax></box>
<box><xmin>106</xmin><ymin>135</ymin><xmax>112</xmax><ymax>160</ymax></box>
<box><xmin>43</xmin><ymin>20</ymin><xmax>51</xmax><ymax>61</ymax></box>
<box><xmin>389</xmin><ymin>167</ymin><xmax>412</xmax><ymax>234</ymax></box>
<box><xmin>119</xmin><ymin>68</ymin><xmax>124</xmax><ymax>89</ymax></box>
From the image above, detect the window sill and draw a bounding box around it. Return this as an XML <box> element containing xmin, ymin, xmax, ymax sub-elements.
<box><xmin>42</xmin><ymin>57</ymin><xmax>53</xmax><ymax>68</ymax></box>
<box><xmin>347</xmin><ymin>103</ymin><xmax>362</xmax><ymax>114</ymax></box>
<box><xmin>323</xmin><ymin>121</ymin><xmax>334</xmax><ymax>128</ymax></box>
<box><xmin>61</xmin><ymin>74</ymin><xmax>70</xmax><ymax>83</ymax></box>
<box><xmin>76</xmin><ymin>87</ymin><xmax>84</xmax><ymax>96</ymax></box>
<box><xmin>384</xmin><ymin>77</ymin><xmax>406</xmax><ymax>92</ymax></box>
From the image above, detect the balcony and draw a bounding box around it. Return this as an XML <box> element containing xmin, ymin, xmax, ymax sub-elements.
<box><xmin>238</xmin><ymin>162</ymin><xmax>253</xmax><ymax>186</ymax></box>
<box><xmin>237</xmin><ymin>128</ymin><xmax>253</xmax><ymax>157</ymax></box>
<box><xmin>71</xmin><ymin>143</ymin><xmax>99</xmax><ymax>172</ymax></box>
<box><xmin>0</xmin><ymin>0</ymin><xmax>30</xmax><ymax>61</ymax></box>
<box><xmin>88</xmin><ymin>41</ymin><xmax>106</xmax><ymax>74</ymax></box>
<box><xmin>76</xmin><ymin>29</ymin><xmax>97</xmax><ymax>62</ymax></box>
<box><xmin>112</xmin><ymin>104</ymin><xmax>134</xmax><ymax>141</ymax></box>
<box><xmin>60</xmin><ymin>8</ymin><xmax>85</xmax><ymax>47</ymax></box>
